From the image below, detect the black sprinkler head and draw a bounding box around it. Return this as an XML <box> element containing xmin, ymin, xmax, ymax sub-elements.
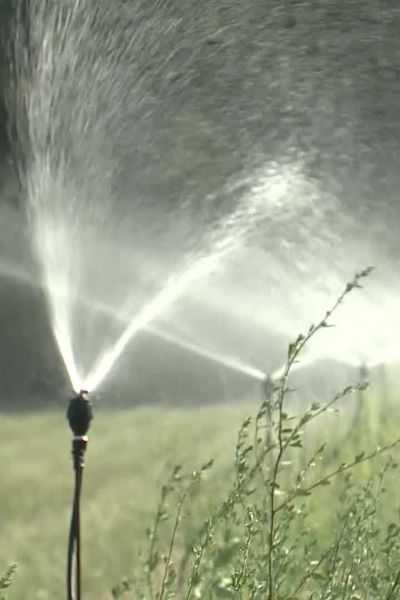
<box><xmin>67</xmin><ymin>390</ymin><xmax>93</xmax><ymax>437</ymax></box>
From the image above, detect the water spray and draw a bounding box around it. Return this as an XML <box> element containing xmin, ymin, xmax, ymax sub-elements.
<box><xmin>147</xmin><ymin>324</ymin><xmax>266</xmax><ymax>381</ymax></box>
<box><xmin>66</xmin><ymin>390</ymin><xmax>93</xmax><ymax>600</ymax></box>
<box><xmin>78</xmin><ymin>175</ymin><xmax>288</xmax><ymax>391</ymax></box>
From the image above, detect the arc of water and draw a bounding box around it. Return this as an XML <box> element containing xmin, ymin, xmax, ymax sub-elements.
<box><xmin>82</xmin><ymin>253</ymin><xmax>224</xmax><ymax>391</ymax></box>
<box><xmin>146</xmin><ymin>325</ymin><xmax>266</xmax><ymax>381</ymax></box>
<box><xmin>4</xmin><ymin>260</ymin><xmax>397</xmax><ymax>390</ymax></box>
<box><xmin>82</xmin><ymin>177</ymin><xmax>289</xmax><ymax>391</ymax></box>
<box><xmin>0</xmin><ymin>261</ymin><xmax>266</xmax><ymax>384</ymax></box>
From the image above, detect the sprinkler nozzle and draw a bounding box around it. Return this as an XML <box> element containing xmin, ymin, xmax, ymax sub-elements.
<box><xmin>67</xmin><ymin>390</ymin><xmax>93</xmax><ymax>437</ymax></box>
<box><xmin>359</xmin><ymin>362</ymin><xmax>369</xmax><ymax>383</ymax></box>
<box><xmin>262</xmin><ymin>374</ymin><xmax>274</xmax><ymax>399</ymax></box>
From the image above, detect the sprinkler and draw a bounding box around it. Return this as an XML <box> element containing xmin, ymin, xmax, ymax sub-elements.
<box><xmin>66</xmin><ymin>390</ymin><xmax>93</xmax><ymax>600</ymax></box>
<box><xmin>359</xmin><ymin>362</ymin><xmax>369</xmax><ymax>386</ymax></box>
<box><xmin>352</xmin><ymin>362</ymin><xmax>369</xmax><ymax>433</ymax></box>
<box><xmin>262</xmin><ymin>374</ymin><xmax>274</xmax><ymax>401</ymax></box>
<box><xmin>262</xmin><ymin>375</ymin><xmax>274</xmax><ymax>448</ymax></box>
<box><xmin>380</xmin><ymin>363</ymin><xmax>388</xmax><ymax>406</ymax></box>
<box><xmin>358</xmin><ymin>362</ymin><xmax>369</xmax><ymax>407</ymax></box>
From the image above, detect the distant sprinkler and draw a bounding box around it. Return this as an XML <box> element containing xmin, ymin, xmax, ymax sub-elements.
<box><xmin>380</xmin><ymin>363</ymin><xmax>388</xmax><ymax>406</ymax></box>
<box><xmin>359</xmin><ymin>362</ymin><xmax>369</xmax><ymax>385</ymax></box>
<box><xmin>66</xmin><ymin>390</ymin><xmax>93</xmax><ymax>600</ymax></box>
<box><xmin>353</xmin><ymin>362</ymin><xmax>369</xmax><ymax>431</ymax></box>
<box><xmin>262</xmin><ymin>374</ymin><xmax>274</xmax><ymax>449</ymax></box>
<box><xmin>262</xmin><ymin>374</ymin><xmax>274</xmax><ymax>401</ymax></box>
<box><xmin>358</xmin><ymin>362</ymin><xmax>369</xmax><ymax>405</ymax></box>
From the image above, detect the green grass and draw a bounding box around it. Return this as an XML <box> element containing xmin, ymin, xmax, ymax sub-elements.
<box><xmin>0</xmin><ymin>391</ymin><xmax>400</xmax><ymax>599</ymax></box>
<box><xmin>0</xmin><ymin>404</ymin><xmax>250</xmax><ymax>599</ymax></box>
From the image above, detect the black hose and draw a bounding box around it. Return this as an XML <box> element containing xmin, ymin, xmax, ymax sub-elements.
<box><xmin>67</xmin><ymin>439</ymin><xmax>86</xmax><ymax>600</ymax></box>
<box><xmin>75</xmin><ymin>465</ymin><xmax>83</xmax><ymax>600</ymax></box>
<box><xmin>66</xmin><ymin>487</ymin><xmax>75</xmax><ymax>600</ymax></box>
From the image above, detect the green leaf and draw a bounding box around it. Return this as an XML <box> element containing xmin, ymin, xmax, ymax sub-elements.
<box><xmin>294</xmin><ymin>489</ymin><xmax>311</xmax><ymax>497</ymax></box>
<box><xmin>290</xmin><ymin>441</ymin><xmax>303</xmax><ymax>448</ymax></box>
<box><xmin>201</xmin><ymin>459</ymin><xmax>214</xmax><ymax>471</ymax></box>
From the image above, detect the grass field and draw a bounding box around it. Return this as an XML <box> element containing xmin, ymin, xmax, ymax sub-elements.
<box><xmin>1</xmin><ymin>389</ymin><xmax>400</xmax><ymax>599</ymax></box>
<box><xmin>0</xmin><ymin>404</ymin><xmax>251</xmax><ymax>599</ymax></box>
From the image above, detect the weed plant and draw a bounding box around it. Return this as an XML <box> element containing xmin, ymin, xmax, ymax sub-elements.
<box><xmin>0</xmin><ymin>565</ymin><xmax>16</xmax><ymax>599</ymax></box>
<box><xmin>112</xmin><ymin>268</ymin><xmax>400</xmax><ymax>600</ymax></box>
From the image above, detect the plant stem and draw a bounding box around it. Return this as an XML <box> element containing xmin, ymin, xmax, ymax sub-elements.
<box><xmin>159</xmin><ymin>493</ymin><xmax>187</xmax><ymax>600</ymax></box>
<box><xmin>186</xmin><ymin>518</ymin><xmax>214</xmax><ymax>600</ymax></box>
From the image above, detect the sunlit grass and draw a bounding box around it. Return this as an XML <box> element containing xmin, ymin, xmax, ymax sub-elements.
<box><xmin>1</xmin><ymin>387</ymin><xmax>400</xmax><ymax>599</ymax></box>
<box><xmin>0</xmin><ymin>404</ymin><xmax>249</xmax><ymax>599</ymax></box>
